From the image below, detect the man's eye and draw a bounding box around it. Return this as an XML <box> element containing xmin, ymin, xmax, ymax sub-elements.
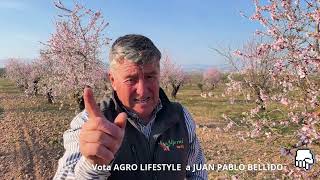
<box><xmin>125</xmin><ymin>78</ymin><xmax>135</xmax><ymax>84</ymax></box>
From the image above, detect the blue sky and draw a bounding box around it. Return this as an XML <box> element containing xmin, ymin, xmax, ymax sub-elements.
<box><xmin>0</xmin><ymin>0</ymin><xmax>261</xmax><ymax>69</ymax></box>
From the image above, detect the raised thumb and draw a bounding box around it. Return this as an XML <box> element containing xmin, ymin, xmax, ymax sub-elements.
<box><xmin>114</xmin><ymin>112</ymin><xmax>127</xmax><ymax>129</ymax></box>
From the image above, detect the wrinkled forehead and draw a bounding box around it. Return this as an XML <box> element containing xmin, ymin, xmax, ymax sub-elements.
<box><xmin>111</xmin><ymin>59</ymin><xmax>160</xmax><ymax>75</ymax></box>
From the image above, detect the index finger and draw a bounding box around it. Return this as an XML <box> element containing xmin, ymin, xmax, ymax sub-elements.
<box><xmin>83</xmin><ymin>87</ymin><xmax>103</xmax><ymax>118</ymax></box>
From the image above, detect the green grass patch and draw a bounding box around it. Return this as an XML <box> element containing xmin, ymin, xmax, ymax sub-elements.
<box><xmin>0</xmin><ymin>78</ymin><xmax>20</xmax><ymax>94</ymax></box>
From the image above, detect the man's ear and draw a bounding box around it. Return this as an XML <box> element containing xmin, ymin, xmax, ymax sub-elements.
<box><xmin>108</xmin><ymin>72</ymin><xmax>117</xmax><ymax>91</ymax></box>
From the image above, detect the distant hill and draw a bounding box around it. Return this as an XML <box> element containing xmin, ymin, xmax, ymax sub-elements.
<box><xmin>0</xmin><ymin>59</ymin><xmax>9</xmax><ymax>68</ymax></box>
<box><xmin>181</xmin><ymin>64</ymin><xmax>233</xmax><ymax>72</ymax></box>
<box><xmin>0</xmin><ymin>58</ymin><xmax>35</xmax><ymax>68</ymax></box>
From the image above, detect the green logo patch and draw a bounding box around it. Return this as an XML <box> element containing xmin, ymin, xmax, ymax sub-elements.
<box><xmin>158</xmin><ymin>139</ymin><xmax>184</xmax><ymax>151</ymax></box>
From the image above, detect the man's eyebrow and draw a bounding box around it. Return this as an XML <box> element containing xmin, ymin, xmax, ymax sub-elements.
<box><xmin>144</xmin><ymin>71</ymin><xmax>158</xmax><ymax>75</ymax></box>
<box><xmin>124</xmin><ymin>74</ymin><xmax>137</xmax><ymax>78</ymax></box>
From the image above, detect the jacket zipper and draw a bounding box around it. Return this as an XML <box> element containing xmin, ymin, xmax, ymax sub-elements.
<box><xmin>149</xmin><ymin>135</ymin><xmax>161</xmax><ymax>180</ymax></box>
<box><xmin>130</xmin><ymin>145</ymin><xmax>139</xmax><ymax>179</ymax></box>
<box><xmin>130</xmin><ymin>145</ymin><xmax>139</xmax><ymax>164</ymax></box>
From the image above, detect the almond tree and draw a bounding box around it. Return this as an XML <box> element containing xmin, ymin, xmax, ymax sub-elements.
<box><xmin>247</xmin><ymin>0</ymin><xmax>320</xmax><ymax>139</ymax></box>
<box><xmin>5</xmin><ymin>58</ymin><xmax>55</xmax><ymax>102</ymax></box>
<box><xmin>215</xmin><ymin>39</ymin><xmax>277</xmax><ymax>111</ymax></box>
<box><xmin>24</xmin><ymin>61</ymin><xmax>42</xmax><ymax>96</ymax></box>
<box><xmin>203</xmin><ymin>67</ymin><xmax>222</xmax><ymax>90</ymax></box>
<box><xmin>5</xmin><ymin>58</ymin><xmax>32</xmax><ymax>90</ymax></box>
<box><xmin>40</xmin><ymin>0</ymin><xmax>109</xmax><ymax>110</ymax></box>
<box><xmin>238</xmin><ymin>0</ymin><xmax>320</xmax><ymax>177</ymax></box>
<box><xmin>29</xmin><ymin>56</ymin><xmax>56</xmax><ymax>102</ymax></box>
<box><xmin>160</xmin><ymin>55</ymin><xmax>186</xmax><ymax>99</ymax></box>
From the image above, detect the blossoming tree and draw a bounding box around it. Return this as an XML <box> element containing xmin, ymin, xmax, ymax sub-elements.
<box><xmin>160</xmin><ymin>55</ymin><xmax>187</xmax><ymax>99</ymax></box>
<box><xmin>5</xmin><ymin>58</ymin><xmax>32</xmax><ymax>91</ymax></box>
<box><xmin>39</xmin><ymin>0</ymin><xmax>109</xmax><ymax>110</ymax></box>
<box><xmin>215</xmin><ymin>39</ymin><xmax>278</xmax><ymax>111</ymax></box>
<box><xmin>232</xmin><ymin>0</ymin><xmax>320</xmax><ymax>177</ymax></box>
<box><xmin>203</xmin><ymin>67</ymin><xmax>222</xmax><ymax>90</ymax></box>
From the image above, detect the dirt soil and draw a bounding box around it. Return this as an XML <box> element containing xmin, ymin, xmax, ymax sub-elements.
<box><xmin>0</xmin><ymin>91</ymin><xmax>73</xmax><ymax>180</ymax></box>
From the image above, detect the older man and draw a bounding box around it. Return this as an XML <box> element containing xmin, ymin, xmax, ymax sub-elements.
<box><xmin>54</xmin><ymin>34</ymin><xmax>208</xmax><ymax>180</ymax></box>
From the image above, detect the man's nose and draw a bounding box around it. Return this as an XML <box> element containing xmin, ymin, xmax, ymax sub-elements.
<box><xmin>136</xmin><ymin>79</ymin><xmax>147</xmax><ymax>96</ymax></box>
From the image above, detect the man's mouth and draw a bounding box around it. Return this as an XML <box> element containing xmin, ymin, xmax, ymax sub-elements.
<box><xmin>134</xmin><ymin>97</ymin><xmax>151</xmax><ymax>104</ymax></box>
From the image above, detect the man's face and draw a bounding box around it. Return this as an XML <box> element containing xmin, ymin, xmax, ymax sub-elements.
<box><xmin>109</xmin><ymin>60</ymin><xmax>160</xmax><ymax>121</ymax></box>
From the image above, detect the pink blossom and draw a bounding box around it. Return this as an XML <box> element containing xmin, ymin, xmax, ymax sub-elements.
<box><xmin>296</xmin><ymin>65</ymin><xmax>306</xmax><ymax>78</ymax></box>
<box><xmin>257</xmin><ymin>43</ymin><xmax>270</xmax><ymax>55</ymax></box>
<box><xmin>267</xmin><ymin>27</ymin><xmax>277</xmax><ymax>36</ymax></box>
<box><xmin>265</xmin><ymin>132</ymin><xmax>271</xmax><ymax>138</ymax></box>
<box><xmin>272</xmin><ymin>37</ymin><xmax>286</xmax><ymax>50</ymax></box>
<box><xmin>233</xmin><ymin>50</ymin><xmax>243</xmax><ymax>57</ymax></box>
<box><xmin>291</xmin><ymin>116</ymin><xmax>298</xmax><ymax>124</ymax></box>
<box><xmin>280</xmin><ymin>97</ymin><xmax>289</xmax><ymax>106</ymax></box>
<box><xmin>250</xmin><ymin>107</ymin><xmax>260</xmax><ymax>116</ymax></box>
<box><xmin>223</xmin><ymin>121</ymin><xmax>234</xmax><ymax>132</ymax></box>
<box><xmin>280</xmin><ymin>121</ymin><xmax>289</xmax><ymax>126</ymax></box>
<box><xmin>203</xmin><ymin>68</ymin><xmax>221</xmax><ymax>88</ymax></box>
<box><xmin>37</xmin><ymin>1</ymin><xmax>109</xmax><ymax>105</ymax></box>
<box><xmin>160</xmin><ymin>55</ymin><xmax>187</xmax><ymax>98</ymax></box>
<box><xmin>259</xmin><ymin>89</ymin><xmax>268</xmax><ymax>102</ymax></box>
<box><xmin>250</xmin><ymin>127</ymin><xmax>261</xmax><ymax>138</ymax></box>
<box><xmin>310</xmin><ymin>9</ymin><xmax>320</xmax><ymax>22</ymax></box>
<box><xmin>280</xmin><ymin>147</ymin><xmax>291</xmax><ymax>156</ymax></box>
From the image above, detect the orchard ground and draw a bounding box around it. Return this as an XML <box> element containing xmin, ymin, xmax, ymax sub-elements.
<box><xmin>0</xmin><ymin>78</ymin><xmax>319</xmax><ymax>179</ymax></box>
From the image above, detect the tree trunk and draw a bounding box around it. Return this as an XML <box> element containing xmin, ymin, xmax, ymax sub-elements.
<box><xmin>77</xmin><ymin>95</ymin><xmax>85</xmax><ymax>111</ymax></box>
<box><xmin>33</xmin><ymin>79</ymin><xmax>39</xmax><ymax>96</ymax></box>
<box><xmin>210</xmin><ymin>84</ymin><xmax>215</xmax><ymax>91</ymax></box>
<box><xmin>74</xmin><ymin>92</ymin><xmax>85</xmax><ymax>111</ymax></box>
<box><xmin>47</xmin><ymin>88</ymin><xmax>54</xmax><ymax>104</ymax></box>
<box><xmin>171</xmin><ymin>83</ymin><xmax>181</xmax><ymax>99</ymax></box>
<box><xmin>255</xmin><ymin>88</ymin><xmax>265</xmax><ymax>111</ymax></box>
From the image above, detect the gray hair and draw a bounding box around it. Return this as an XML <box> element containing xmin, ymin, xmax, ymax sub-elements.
<box><xmin>109</xmin><ymin>34</ymin><xmax>161</xmax><ymax>71</ymax></box>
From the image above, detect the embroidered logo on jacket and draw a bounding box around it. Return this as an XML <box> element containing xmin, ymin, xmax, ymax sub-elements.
<box><xmin>158</xmin><ymin>139</ymin><xmax>184</xmax><ymax>151</ymax></box>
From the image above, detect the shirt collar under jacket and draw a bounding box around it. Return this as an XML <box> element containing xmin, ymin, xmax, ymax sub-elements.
<box><xmin>121</xmin><ymin>99</ymin><xmax>163</xmax><ymax>127</ymax></box>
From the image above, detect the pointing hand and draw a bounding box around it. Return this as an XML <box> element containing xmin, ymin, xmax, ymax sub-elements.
<box><xmin>79</xmin><ymin>87</ymin><xmax>127</xmax><ymax>165</ymax></box>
